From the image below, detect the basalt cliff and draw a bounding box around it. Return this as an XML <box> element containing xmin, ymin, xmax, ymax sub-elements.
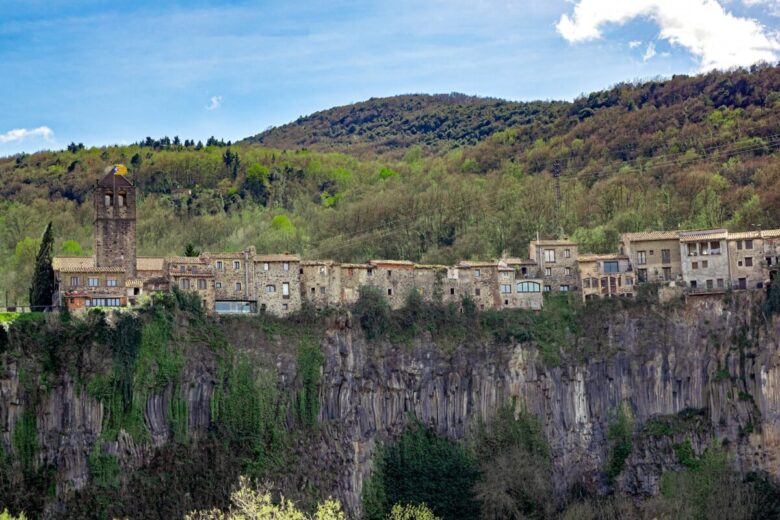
<box><xmin>1</xmin><ymin>292</ymin><xmax>779</xmax><ymax>518</ymax></box>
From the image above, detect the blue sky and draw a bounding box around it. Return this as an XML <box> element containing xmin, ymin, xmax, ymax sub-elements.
<box><xmin>1</xmin><ymin>0</ymin><xmax>778</xmax><ymax>156</ymax></box>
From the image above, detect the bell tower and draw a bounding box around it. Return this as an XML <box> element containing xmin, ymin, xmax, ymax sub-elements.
<box><xmin>94</xmin><ymin>170</ymin><xmax>137</xmax><ymax>277</ymax></box>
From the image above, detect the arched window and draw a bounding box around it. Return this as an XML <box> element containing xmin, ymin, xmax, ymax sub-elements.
<box><xmin>118</xmin><ymin>193</ymin><xmax>126</xmax><ymax>207</ymax></box>
<box><xmin>516</xmin><ymin>281</ymin><xmax>541</xmax><ymax>293</ymax></box>
<box><xmin>105</xmin><ymin>193</ymin><xmax>112</xmax><ymax>206</ymax></box>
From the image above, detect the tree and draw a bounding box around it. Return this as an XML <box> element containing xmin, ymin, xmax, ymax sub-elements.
<box><xmin>61</xmin><ymin>240</ymin><xmax>82</xmax><ymax>255</ymax></box>
<box><xmin>186</xmin><ymin>476</ymin><xmax>345</xmax><ymax>520</ymax></box>
<box><xmin>28</xmin><ymin>222</ymin><xmax>54</xmax><ymax>310</ymax></box>
<box><xmin>183</xmin><ymin>243</ymin><xmax>200</xmax><ymax>257</ymax></box>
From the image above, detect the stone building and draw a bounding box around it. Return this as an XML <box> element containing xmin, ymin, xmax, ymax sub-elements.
<box><xmin>528</xmin><ymin>239</ymin><xmax>579</xmax><ymax>293</ymax></box>
<box><xmin>578</xmin><ymin>254</ymin><xmax>635</xmax><ymax>301</ymax></box>
<box><xmin>678</xmin><ymin>229</ymin><xmax>730</xmax><ymax>292</ymax></box>
<box><xmin>301</xmin><ymin>260</ymin><xmax>341</xmax><ymax>309</ymax></box>
<box><xmin>620</xmin><ymin>231</ymin><xmax>682</xmax><ymax>284</ymax></box>
<box><xmin>94</xmin><ymin>171</ymin><xmax>137</xmax><ymax>278</ymax></box>
<box><xmin>255</xmin><ymin>254</ymin><xmax>301</xmax><ymax>315</ymax></box>
<box><xmin>367</xmin><ymin>260</ymin><xmax>417</xmax><ymax>309</ymax></box>
<box><xmin>727</xmin><ymin>232</ymin><xmax>770</xmax><ymax>291</ymax></box>
<box><xmin>165</xmin><ymin>256</ymin><xmax>215</xmax><ymax>310</ymax></box>
<box><xmin>338</xmin><ymin>263</ymin><xmax>374</xmax><ymax>306</ymax></box>
<box><xmin>53</xmin><ymin>257</ymin><xmax>127</xmax><ymax>309</ymax></box>
<box><xmin>206</xmin><ymin>249</ymin><xmax>256</xmax><ymax>313</ymax></box>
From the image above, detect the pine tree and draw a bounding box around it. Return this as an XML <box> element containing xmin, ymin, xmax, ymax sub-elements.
<box><xmin>29</xmin><ymin>222</ymin><xmax>55</xmax><ymax>310</ymax></box>
<box><xmin>183</xmin><ymin>243</ymin><xmax>200</xmax><ymax>257</ymax></box>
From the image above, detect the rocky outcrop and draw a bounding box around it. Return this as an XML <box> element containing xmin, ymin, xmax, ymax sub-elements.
<box><xmin>1</xmin><ymin>293</ymin><xmax>779</xmax><ymax>517</ymax></box>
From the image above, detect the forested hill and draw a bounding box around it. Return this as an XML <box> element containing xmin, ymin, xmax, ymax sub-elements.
<box><xmin>2</xmin><ymin>65</ymin><xmax>780</xmax><ymax>306</ymax></box>
<box><xmin>244</xmin><ymin>66</ymin><xmax>780</xmax><ymax>160</ymax></box>
<box><xmin>243</xmin><ymin>93</ymin><xmax>568</xmax><ymax>158</ymax></box>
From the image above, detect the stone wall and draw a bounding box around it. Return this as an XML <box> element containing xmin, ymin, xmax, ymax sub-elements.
<box><xmin>255</xmin><ymin>258</ymin><xmax>301</xmax><ymax>315</ymax></box>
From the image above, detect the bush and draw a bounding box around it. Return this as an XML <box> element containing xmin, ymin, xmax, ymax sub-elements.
<box><xmin>354</xmin><ymin>285</ymin><xmax>391</xmax><ymax>340</ymax></box>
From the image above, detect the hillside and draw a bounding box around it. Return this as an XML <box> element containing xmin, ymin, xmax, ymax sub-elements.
<box><xmin>2</xmin><ymin>66</ymin><xmax>780</xmax><ymax>307</ymax></box>
<box><xmin>244</xmin><ymin>93</ymin><xmax>568</xmax><ymax>158</ymax></box>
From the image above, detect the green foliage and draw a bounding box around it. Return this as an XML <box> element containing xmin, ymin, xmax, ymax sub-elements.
<box><xmin>296</xmin><ymin>338</ymin><xmax>324</xmax><ymax>429</ymax></box>
<box><xmin>0</xmin><ymin>510</ymin><xmax>28</xmax><ymax>520</ymax></box>
<box><xmin>674</xmin><ymin>439</ymin><xmax>699</xmax><ymax>469</ymax></box>
<box><xmin>11</xmin><ymin>409</ymin><xmax>38</xmax><ymax>472</ymax></box>
<box><xmin>644</xmin><ymin>418</ymin><xmax>674</xmax><ymax>437</ymax></box>
<box><xmin>386</xmin><ymin>503</ymin><xmax>440</xmax><ymax>520</ymax></box>
<box><xmin>605</xmin><ymin>403</ymin><xmax>633</xmax><ymax>482</ymax></box>
<box><xmin>28</xmin><ymin>222</ymin><xmax>54</xmax><ymax>309</ymax></box>
<box><xmin>184</xmin><ymin>243</ymin><xmax>201</xmax><ymax>257</ymax></box>
<box><xmin>764</xmin><ymin>274</ymin><xmax>780</xmax><ymax>319</ymax></box>
<box><xmin>363</xmin><ymin>421</ymin><xmax>479</xmax><ymax>520</ymax></box>
<box><xmin>60</xmin><ymin>239</ymin><xmax>82</xmax><ymax>255</ymax></box>
<box><xmin>354</xmin><ymin>285</ymin><xmax>391</xmax><ymax>340</ymax></box>
<box><xmin>88</xmin><ymin>443</ymin><xmax>120</xmax><ymax>491</ymax></box>
<box><xmin>378</xmin><ymin>167</ymin><xmax>399</xmax><ymax>180</ymax></box>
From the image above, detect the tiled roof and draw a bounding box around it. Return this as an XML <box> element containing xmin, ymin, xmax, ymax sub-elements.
<box><xmin>620</xmin><ymin>230</ymin><xmax>680</xmax><ymax>242</ymax></box>
<box><xmin>137</xmin><ymin>257</ymin><xmax>165</xmax><ymax>270</ymax></box>
<box><xmin>503</xmin><ymin>257</ymin><xmax>536</xmax><ymax>265</ymax></box>
<box><xmin>577</xmin><ymin>254</ymin><xmax>628</xmax><ymax>262</ymax></box>
<box><xmin>53</xmin><ymin>256</ymin><xmax>94</xmax><ymax>270</ymax></box>
<box><xmin>727</xmin><ymin>231</ymin><xmax>762</xmax><ymax>240</ymax></box>
<box><xmin>203</xmin><ymin>251</ymin><xmax>249</xmax><ymax>259</ymax></box>
<box><xmin>165</xmin><ymin>256</ymin><xmax>208</xmax><ymax>264</ymax></box>
<box><xmin>679</xmin><ymin>232</ymin><xmax>728</xmax><ymax>242</ymax></box>
<box><xmin>530</xmin><ymin>239</ymin><xmax>576</xmax><ymax>246</ymax></box>
<box><xmin>459</xmin><ymin>261</ymin><xmax>499</xmax><ymax>268</ymax></box>
<box><xmin>370</xmin><ymin>259</ymin><xmax>415</xmax><ymax>267</ymax></box>
<box><xmin>340</xmin><ymin>263</ymin><xmax>371</xmax><ymax>269</ymax></box>
<box><xmin>59</xmin><ymin>266</ymin><xmax>125</xmax><ymax>273</ymax></box>
<box><xmin>98</xmin><ymin>171</ymin><xmax>133</xmax><ymax>188</ymax></box>
<box><xmin>414</xmin><ymin>264</ymin><xmax>447</xmax><ymax>270</ymax></box>
<box><xmin>301</xmin><ymin>260</ymin><xmax>336</xmax><ymax>266</ymax></box>
<box><xmin>762</xmin><ymin>229</ymin><xmax>780</xmax><ymax>238</ymax></box>
<box><xmin>256</xmin><ymin>254</ymin><xmax>300</xmax><ymax>262</ymax></box>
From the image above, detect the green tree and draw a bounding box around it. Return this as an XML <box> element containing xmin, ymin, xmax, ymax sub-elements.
<box><xmin>184</xmin><ymin>243</ymin><xmax>200</xmax><ymax>257</ymax></box>
<box><xmin>61</xmin><ymin>240</ymin><xmax>82</xmax><ymax>255</ymax></box>
<box><xmin>28</xmin><ymin>222</ymin><xmax>54</xmax><ymax>310</ymax></box>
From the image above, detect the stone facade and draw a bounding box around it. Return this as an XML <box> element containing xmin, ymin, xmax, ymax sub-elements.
<box><xmin>255</xmin><ymin>254</ymin><xmax>301</xmax><ymax>316</ymax></box>
<box><xmin>620</xmin><ymin>231</ymin><xmax>682</xmax><ymax>284</ymax></box>
<box><xmin>679</xmin><ymin>230</ymin><xmax>730</xmax><ymax>292</ymax></box>
<box><xmin>528</xmin><ymin>239</ymin><xmax>579</xmax><ymax>293</ymax></box>
<box><xmin>578</xmin><ymin>254</ymin><xmax>635</xmax><ymax>301</ymax></box>
<box><xmin>165</xmin><ymin>257</ymin><xmax>216</xmax><ymax>311</ymax></box>
<box><xmin>301</xmin><ymin>261</ymin><xmax>342</xmax><ymax>308</ymax></box>
<box><xmin>206</xmin><ymin>249</ymin><xmax>256</xmax><ymax>312</ymax></box>
<box><xmin>94</xmin><ymin>172</ymin><xmax>137</xmax><ymax>278</ymax></box>
<box><xmin>728</xmin><ymin>232</ymin><xmax>768</xmax><ymax>290</ymax></box>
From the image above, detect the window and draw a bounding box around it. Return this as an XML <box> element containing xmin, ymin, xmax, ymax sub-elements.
<box><xmin>717</xmin><ymin>278</ymin><xmax>724</xmax><ymax>289</ymax></box>
<box><xmin>450</xmin><ymin>288</ymin><xmax>455</xmax><ymax>295</ymax></box>
<box><xmin>266</xmin><ymin>284</ymin><xmax>276</xmax><ymax>293</ymax></box>
<box><xmin>543</xmin><ymin>285</ymin><xmax>551</xmax><ymax>292</ymax></box>
<box><xmin>544</xmin><ymin>267</ymin><xmax>552</xmax><ymax>276</ymax></box>
<box><xmin>710</xmin><ymin>241</ymin><xmax>721</xmax><ymax>254</ymax></box>
<box><xmin>501</xmin><ymin>271</ymin><xmax>510</xmax><ymax>278</ymax></box>
<box><xmin>319</xmin><ymin>266</ymin><xmax>327</xmax><ymax>274</ymax></box>
<box><xmin>738</xmin><ymin>278</ymin><xmax>747</xmax><ymax>290</ymax></box>
<box><xmin>282</xmin><ymin>282</ymin><xmax>290</xmax><ymax>298</ymax></box>
<box><xmin>706</xmin><ymin>279</ymin><xmax>713</xmax><ymax>289</ymax></box>
<box><xmin>583</xmin><ymin>278</ymin><xmax>591</xmax><ymax>288</ymax></box>
<box><xmin>474</xmin><ymin>269</ymin><xmax>481</xmax><ymax>277</ymax></box>
<box><xmin>70</xmin><ymin>276</ymin><xmax>79</xmax><ymax>287</ymax></box>
<box><xmin>107</xmin><ymin>278</ymin><xmax>117</xmax><ymax>287</ymax></box>
<box><xmin>663</xmin><ymin>267</ymin><xmax>671</xmax><ymax>281</ymax></box>
<box><xmin>690</xmin><ymin>280</ymin><xmax>697</xmax><ymax>288</ymax></box>
<box><xmin>559</xmin><ymin>285</ymin><xmax>570</xmax><ymax>292</ymax></box>
<box><xmin>263</xmin><ymin>262</ymin><xmax>269</xmax><ymax>271</ymax></box>
<box><xmin>563</xmin><ymin>249</ymin><xmax>571</xmax><ymax>258</ymax></box>
<box><xmin>388</xmin><ymin>288</ymin><xmax>393</xmax><ymax>296</ymax></box>
<box><xmin>649</xmin><ymin>250</ymin><xmax>654</xmax><ymax>255</ymax></box>
<box><xmin>700</xmin><ymin>242</ymin><xmax>710</xmax><ymax>255</ymax></box>
<box><xmin>745</xmin><ymin>240</ymin><xmax>753</xmax><ymax>250</ymax></box>
<box><xmin>216</xmin><ymin>261</ymin><xmax>223</xmax><ymax>270</ymax></box>
<box><xmin>543</xmin><ymin>249</ymin><xmax>556</xmax><ymax>263</ymax></box>
<box><xmin>692</xmin><ymin>262</ymin><xmax>698</xmax><ymax>269</ymax></box>
<box><xmin>661</xmin><ymin>249</ymin><xmax>671</xmax><ymax>264</ymax></box>
<box><xmin>104</xmin><ymin>194</ymin><xmax>112</xmax><ymax>206</ymax></box>
<box><xmin>320</xmin><ymin>287</ymin><xmax>326</xmax><ymax>294</ymax></box>
<box><xmin>118</xmin><ymin>193</ymin><xmax>126</xmax><ymax>207</ymax></box>
<box><xmin>282</xmin><ymin>304</ymin><xmax>288</xmax><ymax>311</ymax></box>
<box><xmin>625</xmin><ymin>277</ymin><xmax>633</xmax><ymax>286</ymax></box>
<box><xmin>311</xmin><ymin>287</ymin><xmax>315</xmax><ymax>294</ymax></box>
<box><xmin>88</xmin><ymin>277</ymin><xmax>99</xmax><ymax>287</ymax></box>
<box><xmin>180</xmin><ymin>278</ymin><xmax>190</xmax><ymax>289</ymax></box>
<box><xmin>603</xmin><ymin>261</ymin><xmax>619</xmax><ymax>273</ymax></box>
<box><xmin>235</xmin><ymin>282</ymin><xmax>242</xmax><ymax>291</ymax></box>
<box><xmin>215</xmin><ymin>282</ymin><xmax>222</xmax><ymax>289</ymax></box>
<box><xmin>637</xmin><ymin>251</ymin><xmax>647</xmax><ymax>265</ymax></box>
<box><xmin>215</xmin><ymin>301</ymin><xmax>254</xmax><ymax>314</ymax></box>
<box><xmin>500</xmin><ymin>284</ymin><xmax>511</xmax><ymax>294</ymax></box>
<box><xmin>367</xmin><ymin>269</ymin><xmax>373</xmax><ymax>276</ymax></box>
<box><xmin>198</xmin><ymin>279</ymin><xmax>207</xmax><ymax>290</ymax></box>
<box><xmin>745</xmin><ymin>257</ymin><xmax>753</xmax><ymax>267</ymax></box>
<box><xmin>475</xmin><ymin>288</ymin><xmax>481</xmax><ymax>296</ymax></box>
<box><xmin>637</xmin><ymin>269</ymin><xmax>647</xmax><ymax>283</ymax></box>
<box><xmin>564</xmin><ymin>267</ymin><xmax>571</xmax><ymax>276</ymax></box>
<box><xmin>516</xmin><ymin>281</ymin><xmax>541</xmax><ymax>293</ymax></box>
<box><xmin>702</xmin><ymin>260</ymin><xmax>708</xmax><ymax>268</ymax></box>
<box><xmin>234</xmin><ymin>260</ymin><xmax>241</xmax><ymax>270</ymax></box>
<box><xmin>737</xmin><ymin>240</ymin><xmax>743</xmax><ymax>250</ymax></box>
<box><xmin>688</xmin><ymin>243</ymin><xmax>697</xmax><ymax>256</ymax></box>
<box><xmin>283</xmin><ymin>262</ymin><xmax>289</xmax><ymax>271</ymax></box>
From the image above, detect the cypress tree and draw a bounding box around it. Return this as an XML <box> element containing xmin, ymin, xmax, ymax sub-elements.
<box><xmin>29</xmin><ymin>222</ymin><xmax>55</xmax><ymax>310</ymax></box>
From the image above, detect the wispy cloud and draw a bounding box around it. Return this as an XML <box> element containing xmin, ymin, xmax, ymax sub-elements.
<box><xmin>628</xmin><ymin>40</ymin><xmax>642</xmax><ymax>48</ymax></box>
<box><xmin>205</xmin><ymin>95</ymin><xmax>222</xmax><ymax>111</ymax></box>
<box><xmin>643</xmin><ymin>41</ymin><xmax>656</xmax><ymax>61</ymax></box>
<box><xmin>556</xmin><ymin>0</ymin><xmax>780</xmax><ymax>70</ymax></box>
<box><xmin>0</xmin><ymin>126</ymin><xmax>53</xmax><ymax>143</ymax></box>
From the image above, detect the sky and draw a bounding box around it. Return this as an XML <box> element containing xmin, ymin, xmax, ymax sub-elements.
<box><xmin>1</xmin><ymin>0</ymin><xmax>779</xmax><ymax>156</ymax></box>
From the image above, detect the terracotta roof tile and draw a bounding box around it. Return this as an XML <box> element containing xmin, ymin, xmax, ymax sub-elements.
<box><xmin>136</xmin><ymin>257</ymin><xmax>165</xmax><ymax>270</ymax></box>
<box><xmin>255</xmin><ymin>254</ymin><xmax>300</xmax><ymax>262</ymax></box>
<box><xmin>53</xmin><ymin>256</ymin><xmax>94</xmax><ymax>270</ymax></box>
<box><xmin>530</xmin><ymin>239</ymin><xmax>576</xmax><ymax>246</ymax></box>
<box><xmin>620</xmin><ymin>230</ymin><xmax>680</xmax><ymax>242</ymax></box>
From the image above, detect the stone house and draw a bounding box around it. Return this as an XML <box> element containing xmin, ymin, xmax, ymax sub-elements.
<box><xmin>300</xmin><ymin>260</ymin><xmax>341</xmax><ymax>309</ymax></box>
<box><xmin>578</xmin><ymin>254</ymin><xmax>635</xmax><ymax>301</ymax></box>
<box><xmin>678</xmin><ymin>229</ymin><xmax>730</xmax><ymax>292</ymax></box>
<box><xmin>338</xmin><ymin>263</ymin><xmax>374</xmax><ymax>306</ymax></box>
<box><xmin>620</xmin><ymin>231</ymin><xmax>682</xmax><ymax>284</ymax></box>
<box><xmin>206</xmin><ymin>249</ymin><xmax>257</xmax><ymax>313</ymax></box>
<box><xmin>763</xmin><ymin>230</ymin><xmax>780</xmax><ymax>279</ymax></box>
<box><xmin>53</xmin><ymin>257</ymin><xmax>127</xmax><ymax>309</ymax></box>
<box><xmin>368</xmin><ymin>260</ymin><xmax>416</xmax><ymax>309</ymax></box>
<box><xmin>727</xmin><ymin>232</ymin><xmax>768</xmax><ymax>290</ymax></box>
<box><xmin>165</xmin><ymin>256</ymin><xmax>215</xmax><ymax>310</ymax></box>
<box><xmin>528</xmin><ymin>239</ymin><xmax>579</xmax><ymax>293</ymax></box>
<box><xmin>255</xmin><ymin>254</ymin><xmax>301</xmax><ymax>316</ymax></box>
<box><xmin>458</xmin><ymin>261</ymin><xmax>500</xmax><ymax>310</ymax></box>
<box><xmin>412</xmin><ymin>265</ymin><xmax>446</xmax><ymax>303</ymax></box>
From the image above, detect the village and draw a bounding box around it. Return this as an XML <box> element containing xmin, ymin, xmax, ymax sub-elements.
<box><xmin>52</xmin><ymin>171</ymin><xmax>780</xmax><ymax>316</ymax></box>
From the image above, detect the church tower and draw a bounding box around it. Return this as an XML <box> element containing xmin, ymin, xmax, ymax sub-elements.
<box><xmin>94</xmin><ymin>170</ymin><xmax>137</xmax><ymax>278</ymax></box>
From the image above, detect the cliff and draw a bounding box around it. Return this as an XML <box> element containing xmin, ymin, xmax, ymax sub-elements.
<box><xmin>1</xmin><ymin>292</ymin><xmax>779</xmax><ymax>518</ymax></box>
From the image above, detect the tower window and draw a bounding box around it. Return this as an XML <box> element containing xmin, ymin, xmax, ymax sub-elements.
<box><xmin>118</xmin><ymin>193</ymin><xmax>126</xmax><ymax>207</ymax></box>
<box><xmin>104</xmin><ymin>194</ymin><xmax>112</xmax><ymax>207</ymax></box>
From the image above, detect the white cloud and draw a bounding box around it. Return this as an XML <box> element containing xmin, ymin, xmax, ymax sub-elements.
<box><xmin>556</xmin><ymin>0</ymin><xmax>780</xmax><ymax>70</ymax></box>
<box><xmin>205</xmin><ymin>95</ymin><xmax>222</xmax><ymax>110</ymax></box>
<box><xmin>643</xmin><ymin>41</ymin><xmax>657</xmax><ymax>60</ymax></box>
<box><xmin>628</xmin><ymin>40</ymin><xmax>643</xmax><ymax>48</ymax></box>
<box><xmin>0</xmin><ymin>126</ymin><xmax>54</xmax><ymax>144</ymax></box>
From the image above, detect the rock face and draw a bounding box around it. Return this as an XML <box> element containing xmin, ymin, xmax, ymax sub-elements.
<box><xmin>1</xmin><ymin>293</ymin><xmax>779</xmax><ymax>517</ymax></box>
